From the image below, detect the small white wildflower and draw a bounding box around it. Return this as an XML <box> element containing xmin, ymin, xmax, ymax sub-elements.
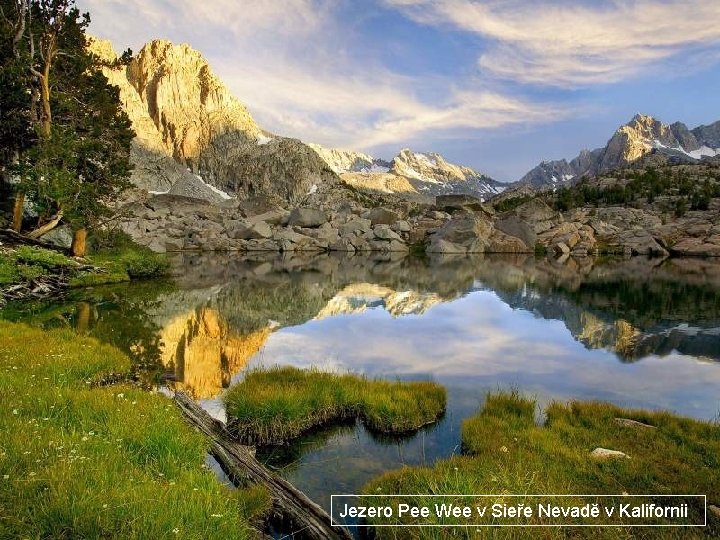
<box><xmin>172</xmin><ymin>528</ymin><xmax>179</xmax><ymax>534</ymax></box>
<box><xmin>3</xmin><ymin>475</ymin><xmax>9</xmax><ymax>480</ymax></box>
<box><xmin>117</xmin><ymin>393</ymin><xmax>124</xmax><ymax>399</ymax></box>
<box><xmin>210</xmin><ymin>514</ymin><xmax>223</xmax><ymax>518</ymax></box>
<box><xmin>12</xmin><ymin>409</ymin><xmax>18</xmax><ymax>415</ymax></box>
<box><xmin>103</xmin><ymin>504</ymin><xmax>108</xmax><ymax>509</ymax></box>
<box><xmin>500</xmin><ymin>446</ymin><xmax>508</xmax><ymax>453</ymax></box>
<box><xmin>82</xmin><ymin>437</ymin><xmax>88</xmax><ymax>442</ymax></box>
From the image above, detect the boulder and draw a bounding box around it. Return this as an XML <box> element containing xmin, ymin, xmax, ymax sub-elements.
<box><xmin>329</xmin><ymin>238</ymin><xmax>356</xmax><ymax>252</ymax></box>
<box><xmin>427</xmin><ymin>214</ymin><xmax>493</xmax><ymax>254</ymax></box>
<box><xmin>607</xmin><ymin>230</ymin><xmax>669</xmax><ymax>257</ymax></box>
<box><xmin>494</xmin><ymin>216</ymin><xmax>536</xmax><ymax>250</ymax></box>
<box><xmin>288</xmin><ymin>207</ymin><xmax>327</xmax><ymax>228</ymax></box>
<box><xmin>374</xmin><ymin>225</ymin><xmax>402</xmax><ymax>241</ymax></box>
<box><xmin>39</xmin><ymin>225</ymin><xmax>74</xmax><ymax>249</ymax></box>
<box><xmin>435</xmin><ymin>194</ymin><xmax>487</xmax><ymax>214</ymax></box>
<box><xmin>487</xmin><ymin>230</ymin><xmax>532</xmax><ymax>253</ymax></box>
<box><xmin>228</xmin><ymin>221</ymin><xmax>273</xmax><ymax>240</ymax></box>
<box><xmin>426</xmin><ymin>238</ymin><xmax>467</xmax><ymax>255</ymax></box>
<box><xmin>248</xmin><ymin>209</ymin><xmax>289</xmax><ymax>226</ymax></box>
<box><xmin>505</xmin><ymin>199</ymin><xmax>559</xmax><ymax>234</ymax></box>
<box><xmin>670</xmin><ymin>236</ymin><xmax>720</xmax><ymax>257</ymax></box>
<box><xmin>392</xmin><ymin>220</ymin><xmax>411</xmax><ymax>233</ymax></box>
<box><xmin>339</xmin><ymin>218</ymin><xmax>372</xmax><ymax>237</ymax></box>
<box><xmin>367</xmin><ymin>207</ymin><xmax>400</xmax><ymax>226</ymax></box>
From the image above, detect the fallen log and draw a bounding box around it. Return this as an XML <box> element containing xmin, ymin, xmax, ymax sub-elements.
<box><xmin>0</xmin><ymin>228</ymin><xmax>71</xmax><ymax>254</ymax></box>
<box><xmin>174</xmin><ymin>392</ymin><xmax>353</xmax><ymax>540</ymax></box>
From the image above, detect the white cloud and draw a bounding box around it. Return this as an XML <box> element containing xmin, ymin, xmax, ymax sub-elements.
<box><xmin>79</xmin><ymin>0</ymin><xmax>566</xmax><ymax>155</ymax></box>
<box><xmin>384</xmin><ymin>0</ymin><xmax>720</xmax><ymax>87</ymax></box>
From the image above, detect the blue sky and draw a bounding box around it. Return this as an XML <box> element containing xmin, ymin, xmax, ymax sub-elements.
<box><xmin>81</xmin><ymin>0</ymin><xmax>720</xmax><ymax>181</ymax></box>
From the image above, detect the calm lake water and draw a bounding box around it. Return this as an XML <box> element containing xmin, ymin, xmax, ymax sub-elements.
<box><xmin>4</xmin><ymin>252</ymin><xmax>720</xmax><ymax>524</ymax></box>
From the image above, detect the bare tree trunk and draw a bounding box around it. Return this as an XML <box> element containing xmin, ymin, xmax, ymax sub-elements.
<box><xmin>71</xmin><ymin>228</ymin><xmax>87</xmax><ymax>257</ymax></box>
<box><xmin>26</xmin><ymin>211</ymin><xmax>63</xmax><ymax>239</ymax></box>
<box><xmin>12</xmin><ymin>1</ymin><xmax>28</xmax><ymax>57</ymax></box>
<box><xmin>39</xmin><ymin>60</ymin><xmax>52</xmax><ymax>138</ymax></box>
<box><xmin>12</xmin><ymin>192</ymin><xmax>25</xmax><ymax>232</ymax></box>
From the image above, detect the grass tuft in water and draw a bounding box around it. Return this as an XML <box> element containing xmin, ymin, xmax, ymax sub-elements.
<box><xmin>224</xmin><ymin>366</ymin><xmax>446</xmax><ymax>445</ymax></box>
<box><xmin>363</xmin><ymin>390</ymin><xmax>720</xmax><ymax>538</ymax></box>
<box><xmin>0</xmin><ymin>320</ymin><xmax>270</xmax><ymax>538</ymax></box>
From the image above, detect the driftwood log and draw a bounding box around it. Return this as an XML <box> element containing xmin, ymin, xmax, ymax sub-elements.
<box><xmin>174</xmin><ymin>392</ymin><xmax>353</xmax><ymax>540</ymax></box>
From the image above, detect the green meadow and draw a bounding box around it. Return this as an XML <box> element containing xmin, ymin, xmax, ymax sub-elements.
<box><xmin>0</xmin><ymin>320</ymin><xmax>269</xmax><ymax>539</ymax></box>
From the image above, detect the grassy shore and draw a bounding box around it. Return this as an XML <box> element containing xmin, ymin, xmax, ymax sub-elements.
<box><xmin>0</xmin><ymin>243</ymin><xmax>169</xmax><ymax>295</ymax></box>
<box><xmin>363</xmin><ymin>391</ymin><xmax>719</xmax><ymax>538</ymax></box>
<box><xmin>224</xmin><ymin>366</ymin><xmax>447</xmax><ymax>445</ymax></box>
<box><xmin>0</xmin><ymin>320</ymin><xmax>270</xmax><ymax>538</ymax></box>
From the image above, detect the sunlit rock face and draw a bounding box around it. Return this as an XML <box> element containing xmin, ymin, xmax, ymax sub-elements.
<box><xmin>88</xmin><ymin>37</ymin><xmax>339</xmax><ymax>204</ymax></box>
<box><xmin>91</xmin><ymin>37</ymin><xmax>260</xmax><ymax>167</ymax></box>
<box><xmin>159</xmin><ymin>307</ymin><xmax>270</xmax><ymax>399</ymax></box>
<box><xmin>315</xmin><ymin>283</ymin><xmax>443</xmax><ymax>319</ymax></box>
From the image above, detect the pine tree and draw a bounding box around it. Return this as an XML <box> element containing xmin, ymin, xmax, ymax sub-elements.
<box><xmin>3</xmin><ymin>0</ymin><xmax>134</xmax><ymax>255</ymax></box>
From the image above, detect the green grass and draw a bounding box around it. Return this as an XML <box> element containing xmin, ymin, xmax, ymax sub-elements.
<box><xmin>0</xmin><ymin>246</ymin><xmax>82</xmax><ymax>288</ymax></box>
<box><xmin>224</xmin><ymin>366</ymin><xmax>447</xmax><ymax>445</ymax></box>
<box><xmin>363</xmin><ymin>391</ymin><xmax>719</xmax><ymax>538</ymax></box>
<box><xmin>89</xmin><ymin>246</ymin><xmax>170</xmax><ymax>280</ymax></box>
<box><xmin>0</xmin><ymin>243</ymin><xmax>169</xmax><ymax>293</ymax></box>
<box><xmin>0</xmin><ymin>320</ymin><xmax>270</xmax><ymax>538</ymax></box>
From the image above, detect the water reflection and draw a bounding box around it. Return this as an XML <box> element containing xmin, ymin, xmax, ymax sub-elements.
<box><xmin>4</xmin><ymin>251</ymin><xmax>720</xmax><ymax>516</ymax></box>
<box><xmin>4</xmin><ymin>252</ymin><xmax>720</xmax><ymax>392</ymax></box>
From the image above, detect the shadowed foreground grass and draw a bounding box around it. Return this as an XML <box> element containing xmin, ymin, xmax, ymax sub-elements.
<box><xmin>224</xmin><ymin>366</ymin><xmax>446</xmax><ymax>445</ymax></box>
<box><xmin>363</xmin><ymin>391</ymin><xmax>719</xmax><ymax>539</ymax></box>
<box><xmin>0</xmin><ymin>320</ymin><xmax>269</xmax><ymax>539</ymax></box>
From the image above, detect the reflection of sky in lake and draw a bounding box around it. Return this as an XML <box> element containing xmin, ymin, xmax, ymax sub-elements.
<box><xmin>245</xmin><ymin>289</ymin><xmax>720</xmax><ymax>420</ymax></box>
<box><xmin>220</xmin><ymin>285</ymin><xmax>720</xmax><ymax>517</ymax></box>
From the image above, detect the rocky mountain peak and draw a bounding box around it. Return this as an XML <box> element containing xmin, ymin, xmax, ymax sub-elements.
<box><xmin>519</xmin><ymin>114</ymin><xmax>720</xmax><ymax>190</ymax></box>
<box><xmin>306</xmin><ymin>144</ymin><xmax>388</xmax><ymax>174</ymax></box>
<box><xmin>126</xmin><ymin>39</ymin><xmax>262</xmax><ymax>166</ymax></box>
<box><xmin>391</xmin><ymin>148</ymin><xmax>473</xmax><ymax>182</ymax></box>
<box><xmin>388</xmin><ymin>148</ymin><xmax>504</xmax><ymax>199</ymax></box>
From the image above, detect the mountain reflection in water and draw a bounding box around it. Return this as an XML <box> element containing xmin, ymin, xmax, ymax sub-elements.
<box><xmin>5</xmin><ymin>251</ymin><xmax>720</xmax><ymax>515</ymax></box>
<box><xmin>5</xmin><ymin>252</ymin><xmax>720</xmax><ymax>400</ymax></box>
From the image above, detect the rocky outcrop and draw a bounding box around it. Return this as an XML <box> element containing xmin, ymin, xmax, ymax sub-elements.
<box><xmin>90</xmin><ymin>37</ymin><xmax>341</xmax><ymax>205</ymax></box>
<box><xmin>518</xmin><ymin>114</ymin><xmax>720</xmax><ymax>189</ymax></box>
<box><xmin>127</xmin><ymin>40</ymin><xmax>261</xmax><ymax>166</ymax></box>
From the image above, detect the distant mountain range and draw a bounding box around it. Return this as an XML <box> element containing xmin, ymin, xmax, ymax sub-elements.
<box><xmin>518</xmin><ymin>114</ymin><xmax>720</xmax><ymax>189</ymax></box>
<box><xmin>90</xmin><ymin>36</ymin><xmax>720</xmax><ymax>205</ymax></box>
<box><xmin>308</xmin><ymin>144</ymin><xmax>505</xmax><ymax>200</ymax></box>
